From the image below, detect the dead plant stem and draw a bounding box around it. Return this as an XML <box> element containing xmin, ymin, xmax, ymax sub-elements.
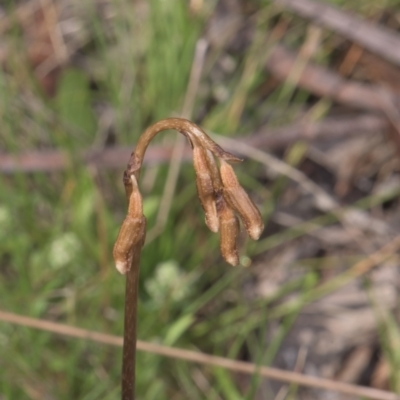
<box><xmin>115</xmin><ymin>118</ymin><xmax>261</xmax><ymax>400</ymax></box>
<box><xmin>121</xmin><ymin>244</ymin><xmax>142</xmax><ymax>400</ymax></box>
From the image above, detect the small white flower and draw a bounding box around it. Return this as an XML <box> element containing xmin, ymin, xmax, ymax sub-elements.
<box><xmin>145</xmin><ymin>260</ymin><xmax>191</xmax><ymax>304</ymax></box>
<box><xmin>48</xmin><ymin>232</ymin><xmax>81</xmax><ymax>269</ymax></box>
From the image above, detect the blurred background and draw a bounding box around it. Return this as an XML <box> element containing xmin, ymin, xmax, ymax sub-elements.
<box><xmin>1</xmin><ymin>0</ymin><xmax>400</xmax><ymax>399</ymax></box>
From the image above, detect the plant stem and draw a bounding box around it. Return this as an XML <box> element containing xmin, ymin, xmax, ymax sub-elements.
<box><xmin>121</xmin><ymin>243</ymin><xmax>142</xmax><ymax>400</ymax></box>
<box><xmin>124</xmin><ymin>118</ymin><xmax>241</xmax><ymax>182</ymax></box>
<box><xmin>116</xmin><ymin>118</ymin><xmax>255</xmax><ymax>400</ymax></box>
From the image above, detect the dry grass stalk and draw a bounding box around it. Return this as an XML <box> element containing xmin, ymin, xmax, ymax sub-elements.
<box><xmin>1</xmin><ymin>310</ymin><xmax>398</xmax><ymax>400</ymax></box>
<box><xmin>112</xmin><ymin>118</ymin><xmax>264</xmax><ymax>399</ymax></box>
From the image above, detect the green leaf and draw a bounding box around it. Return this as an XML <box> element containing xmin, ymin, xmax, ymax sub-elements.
<box><xmin>214</xmin><ymin>367</ymin><xmax>242</xmax><ymax>400</ymax></box>
<box><xmin>163</xmin><ymin>314</ymin><xmax>194</xmax><ymax>346</ymax></box>
<box><xmin>55</xmin><ymin>68</ymin><xmax>96</xmax><ymax>135</ymax></box>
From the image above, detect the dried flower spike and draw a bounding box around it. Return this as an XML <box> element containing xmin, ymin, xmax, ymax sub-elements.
<box><xmin>113</xmin><ymin>174</ymin><xmax>146</xmax><ymax>274</ymax></box>
<box><xmin>115</xmin><ymin>118</ymin><xmax>264</xmax><ymax>400</ymax></box>
<box><xmin>216</xmin><ymin>193</ymin><xmax>240</xmax><ymax>266</ymax></box>
<box><xmin>193</xmin><ymin>146</ymin><xmax>219</xmax><ymax>233</ymax></box>
<box><xmin>220</xmin><ymin>160</ymin><xmax>264</xmax><ymax>240</ymax></box>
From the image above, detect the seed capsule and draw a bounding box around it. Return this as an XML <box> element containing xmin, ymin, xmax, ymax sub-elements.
<box><xmin>220</xmin><ymin>161</ymin><xmax>264</xmax><ymax>240</ymax></box>
<box><xmin>113</xmin><ymin>175</ymin><xmax>146</xmax><ymax>274</ymax></box>
<box><xmin>204</xmin><ymin>148</ymin><xmax>222</xmax><ymax>191</ymax></box>
<box><xmin>113</xmin><ymin>216</ymin><xmax>146</xmax><ymax>274</ymax></box>
<box><xmin>193</xmin><ymin>146</ymin><xmax>219</xmax><ymax>233</ymax></box>
<box><xmin>216</xmin><ymin>193</ymin><xmax>239</xmax><ymax>266</ymax></box>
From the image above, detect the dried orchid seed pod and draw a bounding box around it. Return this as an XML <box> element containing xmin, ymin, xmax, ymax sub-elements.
<box><xmin>113</xmin><ymin>174</ymin><xmax>146</xmax><ymax>274</ymax></box>
<box><xmin>113</xmin><ymin>217</ymin><xmax>146</xmax><ymax>274</ymax></box>
<box><xmin>220</xmin><ymin>160</ymin><xmax>264</xmax><ymax>240</ymax></box>
<box><xmin>216</xmin><ymin>192</ymin><xmax>240</xmax><ymax>266</ymax></box>
<box><xmin>193</xmin><ymin>146</ymin><xmax>219</xmax><ymax>233</ymax></box>
<box><xmin>204</xmin><ymin>148</ymin><xmax>222</xmax><ymax>191</ymax></box>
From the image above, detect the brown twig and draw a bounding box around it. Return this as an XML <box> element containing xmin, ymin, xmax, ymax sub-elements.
<box><xmin>214</xmin><ymin>133</ymin><xmax>390</xmax><ymax>242</ymax></box>
<box><xmin>0</xmin><ymin>114</ymin><xmax>388</xmax><ymax>173</ymax></box>
<box><xmin>0</xmin><ymin>0</ymin><xmax>42</xmax><ymax>34</ymax></box>
<box><xmin>266</xmin><ymin>44</ymin><xmax>399</xmax><ymax>112</ymax></box>
<box><xmin>273</xmin><ymin>0</ymin><xmax>400</xmax><ymax>67</ymax></box>
<box><xmin>266</xmin><ymin>44</ymin><xmax>400</xmax><ymax>151</ymax></box>
<box><xmin>248</xmin><ymin>114</ymin><xmax>387</xmax><ymax>149</ymax></box>
<box><xmin>0</xmin><ymin>147</ymin><xmax>176</xmax><ymax>173</ymax></box>
<box><xmin>0</xmin><ymin>310</ymin><xmax>398</xmax><ymax>400</ymax></box>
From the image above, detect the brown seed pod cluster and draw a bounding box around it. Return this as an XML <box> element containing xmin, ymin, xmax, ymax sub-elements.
<box><xmin>113</xmin><ymin>118</ymin><xmax>263</xmax><ymax>272</ymax></box>
<box><xmin>192</xmin><ymin>143</ymin><xmax>264</xmax><ymax>266</ymax></box>
<box><xmin>113</xmin><ymin>118</ymin><xmax>264</xmax><ymax>400</ymax></box>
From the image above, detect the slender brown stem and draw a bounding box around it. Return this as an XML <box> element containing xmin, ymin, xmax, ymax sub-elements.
<box><xmin>119</xmin><ymin>118</ymin><xmax>223</xmax><ymax>400</ymax></box>
<box><xmin>121</xmin><ymin>243</ymin><xmax>142</xmax><ymax>400</ymax></box>
<box><xmin>117</xmin><ymin>118</ymin><xmax>261</xmax><ymax>400</ymax></box>
<box><xmin>126</xmin><ymin>118</ymin><xmax>241</xmax><ymax>181</ymax></box>
<box><xmin>121</xmin><ymin>119</ymin><xmax>212</xmax><ymax>400</ymax></box>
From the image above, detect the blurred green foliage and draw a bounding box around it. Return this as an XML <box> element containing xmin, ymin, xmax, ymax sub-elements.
<box><xmin>1</xmin><ymin>0</ymin><xmax>400</xmax><ymax>399</ymax></box>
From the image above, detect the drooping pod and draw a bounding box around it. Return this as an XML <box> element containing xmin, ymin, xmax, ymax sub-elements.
<box><xmin>204</xmin><ymin>148</ymin><xmax>222</xmax><ymax>191</ymax></box>
<box><xmin>220</xmin><ymin>160</ymin><xmax>264</xmax><ymax>240</ymax></box>
<box><xmin>113</xmin><ymin>174</ymin><xmax>146</xmax><ymax>274</ymax></box>
<box><xmin>216</xmin><ymin>192</ymin><xmax>240</xmax><ymax>266</ymax></box>
<box><xmin>193</xmin><ymin>146</ymin><xmax>219</xmax><ymax>233</ymax></box>
<box><xmin>114</xmin><ymin>118</ymin><xmax>266</xmax><ymax>400</ymax></box>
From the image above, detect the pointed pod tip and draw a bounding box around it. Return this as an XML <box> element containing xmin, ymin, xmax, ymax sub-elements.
<box><xmin>225</xmin><ymin>254</ymin><xmax>240</xmax><ymax>266</ymax></box>
<box><xmin>115</xmin><ymin>260</ymin><xmax>129</xmax><ymax>275</ymax></box>
<box><xmin>248</xmin><ymin>223</ymin><xmax>264</xmax><ymax>240</ymax></box>
<box><xmin>206</xmin><ymin>217</ymin><xmax>219</xmax><ymax>233</ymax></box>
<box><xmin>221</xmin><ymin>153</ymin><xmax>243</xmax><ymax>164</ymax></box>
<box><xmin>212</xmin><ymin>145</ymin><xmax>242</xmax><ymax>164</ymax></box>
